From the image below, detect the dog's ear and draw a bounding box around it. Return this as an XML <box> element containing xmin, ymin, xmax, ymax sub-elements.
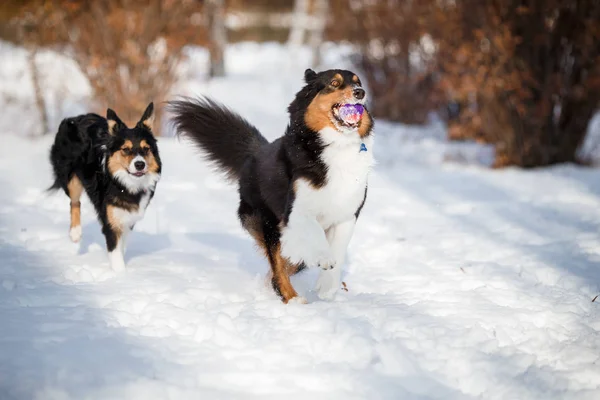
<box><xmin>106</xmin><ymin>108</ymin><xmax>124</xmax><ymax>135</ymax></box>
<box><xmin>304</xmin><ymin>68</ymin><xmax>318</xmax><ymax>83</ymax></box>
<box><xmin>137</xmin><ymin>102</ymin><xmax>154</xmax><ymax>131</ymax></box>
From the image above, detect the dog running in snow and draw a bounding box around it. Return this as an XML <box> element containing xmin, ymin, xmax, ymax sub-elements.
<box><xmin>48</xmin><ymin>103</ymin><xmax>161</xmax><ymax>271</ymax></box>
<box><xmin>169</xmin><ymin>68</ymin><xmax>374</xmax><ymax>303</ymax></box>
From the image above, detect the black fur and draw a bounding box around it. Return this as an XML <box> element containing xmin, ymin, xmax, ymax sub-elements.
<box><xmin>48</xmin><ymin>103</ymin><xmax>161</xmax><ymax>258</ymax></box>
<box><xmin>168</xmin><ymin>69</ymin><xmax>372</xmax><ymax>300</ymax></box>
<box><xmin>168</xmin><ymin>97</ymin><xmax>268</xmax><ymax>181</ymax></box>
<box><xmin>48</xmin><ymin>113</ymin><xmax>107</xmax><ymax>193</ymax></box>
<box><xmin>355</xmin><ymin>186</ymin><xmax>368</xmax><ymax>219</ymax></box>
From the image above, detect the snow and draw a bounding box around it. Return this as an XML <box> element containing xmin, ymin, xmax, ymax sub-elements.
<box><xmin>1</xmin><ymin>41</ymin><xmax>600</xmax><ymax>399</ymax></box>
<box><xmin>0</xmin><ymin>41</ymin><xmax>90</xmax><ymax>138</ymax></box>
<box><xmin>579</xmin><ymin>113</ymin><xmax>600</xmax><ymax>165</ymax></box>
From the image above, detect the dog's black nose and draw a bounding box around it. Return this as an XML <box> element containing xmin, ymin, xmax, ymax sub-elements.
<box><xmin>353</xmin><ymin>88</ymin><xmax>365</xmax><ymax>100</ymax></box>
<box><xmin>134</xmin><ymin>161</ymin><xmax>146</xmax><ymax>171</ymax></box>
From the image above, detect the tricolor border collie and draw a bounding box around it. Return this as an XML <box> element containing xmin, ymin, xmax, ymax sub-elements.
<box><xmin>48</xmin><ymin>103</ymin><xmax>161</xmax><ymax>271</ymax></box>
<box><xmin>169</xmin><ymin>69</ymin><xmax>373</xmax><ymax>303</ymax></box>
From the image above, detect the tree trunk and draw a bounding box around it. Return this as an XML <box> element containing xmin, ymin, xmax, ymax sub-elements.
<box><xmin>207</xmin><ymin>0</ymin><xmax>226</xmax><ymax>78</ymax></box>
<box><xmin>28</xmin><ymin>48</ymin><xmax>49</xmax><ymax>136</ymax></box>
<box><xmin>483</xmin><ymin>95</ymin><xmax>594</xmax><ymax>168</ymax></box>
<box><xmin>288</xmin><ymin>0</ymin><xmax>309</xmax><ymax>47</ymax></box>
<box><xmin>309</xmin><ymin>0</ymin><xmax>328</xmax><ymax>67</ymax></box>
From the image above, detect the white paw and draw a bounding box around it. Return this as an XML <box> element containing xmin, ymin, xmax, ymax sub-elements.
<box><xmin>280</xmin><ymin>216</ymin><xmax>333</xmax><ymax>267</ymax></box>
<box><xmin>108</xmin><ymin>251</ymin><xmax>125</xmax><ymax>272</ymax></box>
<box><xmin>314</xmin><ymin>249</ymin><xmax>337</xmax><ymax>270</ymax></box>
<box><xmin>317</xmin><ymin>288</ymin><xmax>337</xmax><ymax>300</ymax></box>
<box><xmin>287</xmin><ymin>296</ymin><xmax>308</xmax><ymax>304</ymax></box>
<box><xmin>315</xmin><ymin>269</ymin><xmax>341</xmax><ymax>300</ymax></box>
<box><xmin>110</xmin><ymin>258</ymin><xmax>125</xmax><ymax>272</ymax></box>
<box><xmin>69</xmin><ymin>225</ymin><xmax>82</xmax><ymax>243</ymax></box>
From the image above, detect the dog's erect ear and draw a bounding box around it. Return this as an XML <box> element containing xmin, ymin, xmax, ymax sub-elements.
<box><xmin>106</xmin><ymin>108</ymin><xmax>124</xmax><ymax>135</ymax></box>
<box><xmin>304</xmin><ymin>68</ymin><xmax>318</xmax><ymax>83</ymax></box>
<box><xmin>137</xmin><ymin>102</ymin><xmax>154</xmax><ymax>131</ymax></box>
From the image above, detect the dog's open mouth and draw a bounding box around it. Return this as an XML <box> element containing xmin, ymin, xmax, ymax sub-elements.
<box><xmin>129</xmin><ymin>171</ymin><xmax>146</xmax><ymax>177</ymax></box>
<box><xmin>332</xmin><ymin>103</ymin><xmax>364</xmax><ymax>128</ymax></box>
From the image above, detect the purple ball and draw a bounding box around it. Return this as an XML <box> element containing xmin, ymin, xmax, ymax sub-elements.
<box><xmin>338</xmin><ymin>104</ymin><xmax>365</xmax><ymax>123</ymax></box>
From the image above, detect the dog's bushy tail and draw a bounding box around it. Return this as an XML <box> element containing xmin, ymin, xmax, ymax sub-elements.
<box><xmin>46</xmin><ymin>179</ymin><xmax>62</xmax><ymax>193</ymax></box>
<box><xmin>168</xmin><ymin>96</ymin><xmax>268</xmax><ymax>181</ymax></box>
<box><xmin>46</xmin><ymin>118</ymin><xmax>75</xmax><ymax>193</ymax></box>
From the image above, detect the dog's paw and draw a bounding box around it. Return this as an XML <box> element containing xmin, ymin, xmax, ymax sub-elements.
<box><xmin>287</xmin><ymin>296</ymin><xmax>308</xmax><ymax>304</ymax></box>
<box><xmin>110</xmin><ymin>259</ymin><xmax>125</xmax><ymax>272</ymax></box>
<box><xmin>108</xmin><ymin>251</ymin><xmax>125</xmax><ymax>272</ymax></box>
<box><xmin>306</xmin><ymin>248</ymin><xmax>336</xmax><ymax>270</ymax></box>
<box><xmin>315</xmin><ymin>269</ymin><xmax>341</xmax><ymax>300</ymax></box>
<box><xmin>316</xmin><ymin>283</ymin><xmax>338</xmax><ymax>300</ymax></box>
<box><xmin>316</xmin><ymin>253</ymin><xmax>336</xmax><ymax>270</ymax></box>
<box><xmin>69</xmin><ymin>225</ymin><xmax>82</xmax><ymax>243</ymax></box>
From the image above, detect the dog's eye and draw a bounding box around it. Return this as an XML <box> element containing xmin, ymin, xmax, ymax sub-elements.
<box><xmin>121</xmin><ymin>148</ymin><xmax>132</xmax><ymax>156</ymax></box>
<box><xmin>141</xmin><ymin>147</ymin><xmax>150</xmax><ymax>156</ymax></box>
<box><xmin>330</xmin><ymin>80</ymin><xmax>340</xmax><ymax>87</ymax></box>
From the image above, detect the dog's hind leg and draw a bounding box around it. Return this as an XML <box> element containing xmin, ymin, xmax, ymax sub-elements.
<box><xmin>239</xmin><ymin>202</ymin><xmax>305</xmax><ymax>304</ymax></box>
<box><xmin>263</xmin><ymin>221</ymin><xmax>306</xmax><ymax>304</ymax></box>
<box><xmin>67</xmin><ymin>175</ymin><xmax>83</xmax><ymax>242</ymax></box>
<box><xmin>286</xmin><ymin>261</ymin><xmax>306</xmax><ymax>276</ymax></box>
<box><xmin>240</xmin><ymin>209</ymin><xmax>273</xmax><ymax>288</ymax></box>
<box><xmin>266</xmin><ymin>240</ymin><xmax>306</xmax><ymax>304</ymax></box>
<box><xmin>262</xmin><ymin>260</ymin><xmax>305</xmax><ymax>291</ymax></box>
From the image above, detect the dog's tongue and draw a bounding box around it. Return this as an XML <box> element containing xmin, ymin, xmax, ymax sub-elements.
<box><xmin>338</xmin><ymin>104</ymin><xmax>364</xmax><ymax>125</ymax></box>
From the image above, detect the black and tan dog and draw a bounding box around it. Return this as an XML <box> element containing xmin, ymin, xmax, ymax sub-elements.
<box><xmin>169</xmin><ymin>69</ymin><xmax>374</xmax><ymax>303</ymax></box>
<box><xmin>48</xmin><ymin>103</ymin><xmax>161</xmax><ymax>271</ymax></box>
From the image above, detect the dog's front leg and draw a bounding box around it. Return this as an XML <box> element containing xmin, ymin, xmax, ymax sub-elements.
<box><xmin>315</xmin><ymin>218</ymin><xmax>355</xmax><ymax>299</ymax></box>
<box><xmin>102</xmin><ymin>224</ymin><xmax>125</xmax><ymax>272</ymax></box>
<box><xmin>280</xmin><ymin>211</ymin><xmax>335</xmax><ymax>270</ymax></box>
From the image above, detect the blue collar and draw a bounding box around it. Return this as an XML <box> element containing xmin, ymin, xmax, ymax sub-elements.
<box><xmin>359</xmin><ymin>143</ymin><xmax>368</xmax><ymax>153</ymax></box>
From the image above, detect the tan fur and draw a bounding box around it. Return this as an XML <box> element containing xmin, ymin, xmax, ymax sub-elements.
<box><xmin>358</xmin><ymin>111</ymin><xmax>373</xmax><ymax>138</ymax></box>
<box><xmin>285</xmin><ymin>261</ymin><xmax>304</xmax><ymax>276</ymax></box>
<box><xmin>304</xmin><ymin>87</ymin><xmax>355</xmax><ymax>132</ymax></box>
<box><xmin>242</xmin><ymin>214</ymin><xmax>267</xmax><ymax>255</ymax></box>
<box><xmin>70</xmin><ymin>202</ymin><xmax>81</xmax><ymax>230</ymax></box>
<box><xmin>107</xmin><ymin>140</ymin><xmax>134</xmax><ymax>175</ymax></box>
<box><xmin>106</xmin><ymin>205</ymin><xmax>123</xmax><ymax>235</ymax></box>
<box><xmin>270</xmin><ymin>243</ymin><xmax>299</xmax><ymax>303</ymax></box>
<box><xmin>140</xmin><ymin>140</ymin><xmax>160</xmax><ymax>173</ymax></box>
<box><xmin>141</xmin><ymin>115</ymin><xmax>154</xmax><ymax>130</ymax></box>
<box><xmin>352</xmin><ymin>75</ymin><xmax>359</xmax><ymax>83</ymax></box>
<box><xmin>242</xmin><ymin>213</ymin><xmax>303</xmax><ymax>300</ymax></box>
<box><xmin>265</xmin><ymin>259</ymin><xmax>303</xmax><ymax>286</ymax></box>
<box><xmin>112</xmin><ymin>198</ymin><xmax>139</xmax><ymax>212</ymax></box>
<box><xmin>105</xmin><ymin>206</ymin><xmax>122</xmax><ymax>249</ymax></box>
<box><xmin>107</xmin><ymin>120</ymin><xmax>117</xmax><ymax>135</ymax></box>
<box><xmin>67</xmin><ymin>176</ymin><xmax>83</xmax><ymax>229</ymax></box>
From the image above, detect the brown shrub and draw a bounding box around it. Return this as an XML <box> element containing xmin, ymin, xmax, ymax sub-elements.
<box><xmin>326</xmin><ymin>0</ymin><xmax>444</xmax><ymax>125</ymax></box>
<box><xmin>3</xmin><ymin>0</ymin><xmax>207</xmax><ymax>133</ymax></box>
<box><xmin>328</xmin><ymin>0</ymin><xmax>600</xmax><ymax>167</ymax></box>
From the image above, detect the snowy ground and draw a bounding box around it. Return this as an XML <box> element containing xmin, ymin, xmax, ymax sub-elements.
<box><xmin>1</xmin><ymin>42</ymin><xmax>600</xmax><ymax>399</ymax></box>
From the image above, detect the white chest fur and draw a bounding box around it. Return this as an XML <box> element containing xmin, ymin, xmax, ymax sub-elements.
<box><xmin>294</xmin><ymin>127</ymin><xmax>374</xmax><ymax>229</ymax></box>
<box><xmin>112</xmin><ymin>191</ymin><xmax>152</xmax><ymax>230</ymax></box>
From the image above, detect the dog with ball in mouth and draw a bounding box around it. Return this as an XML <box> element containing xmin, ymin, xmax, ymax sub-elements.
<box><xmin>169</xmin><ymin>69</ymin><xmax>374</xmax><ymax>303</ymax></box>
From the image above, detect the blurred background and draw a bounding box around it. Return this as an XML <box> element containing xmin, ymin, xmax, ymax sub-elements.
<box><xmin>0</xmin><ymin>0</ymin><xmax>599</xmax><ymax>168</ymax></box>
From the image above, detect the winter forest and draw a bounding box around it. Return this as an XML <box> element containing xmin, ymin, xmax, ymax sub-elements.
<box><xmin>0</xmin><ymin>1</ymin><xmax>599</xmax><ymax>399</ymax></box>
